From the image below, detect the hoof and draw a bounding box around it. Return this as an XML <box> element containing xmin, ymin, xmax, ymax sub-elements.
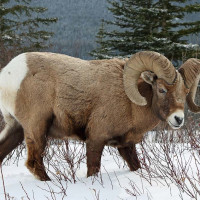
<box><xmin>40</xmin><ymin>176</ymin><xmax>51</xmax><ymax>181</ymax></box>
<box><xmin>129</xmin><ymin>162</ymin><xmax>141</xmax><ymax>171</ymax></box>
<box><xmin>35</xmin><ymin>173</ymin><xmax>51</xmax><ymax>181</ymax></box>
<box><xmin>87</xmin><ymin>167</ymin><xmax>100</xmax><ymax>177</ymax></box>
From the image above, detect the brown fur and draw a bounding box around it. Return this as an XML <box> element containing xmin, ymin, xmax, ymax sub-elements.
<box><xmin>0</xmin><ymin>124</ymin><xmax>24</xmax><ymax>163</ymax></box>
<box><xmin>0</xmin><ymin>52</ymin><xmax>189</xmax><ymax>180</ymax></box>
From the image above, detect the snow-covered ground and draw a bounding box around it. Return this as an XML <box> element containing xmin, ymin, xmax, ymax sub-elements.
<box><xmin>0</xmin><ymin>139</ymin><xmax>200</xmax><ymax>200</ymax></box>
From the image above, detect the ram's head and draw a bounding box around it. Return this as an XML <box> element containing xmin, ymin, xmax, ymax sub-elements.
<box><xmin>123</xmin><ymin>51</ymin><xmax>200</xmax><ymax>129</ymax></box>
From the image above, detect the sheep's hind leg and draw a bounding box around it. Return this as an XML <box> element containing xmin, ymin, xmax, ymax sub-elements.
<box><xmin>25</xmin><ymin>135</ymin><xmax>50</xmax><ymax>181</ymax></box>
<box><xmin>0</xmin><ymin>118</ymin><xmax>24</xmax><ymax>163</ymax></box>
<box><xmin>118</xmin><ymin>144</ymin><xmax>141</xmax><ymax>171</ymax></box>
<box><xmin>86</xmin><ymin>140</ymin><xmax>105</xmax><ymax>177</ymax></box>
<box><xmin>25</xmin><ymin>120</ymin><xmax>51</xmax><ymax>181</ymax></box>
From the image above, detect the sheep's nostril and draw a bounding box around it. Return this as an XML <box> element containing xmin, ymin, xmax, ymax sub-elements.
<box><xmin>174</xmin><ymin>116</ymin><xmax>183</xmax><ymax>125</ymax></box>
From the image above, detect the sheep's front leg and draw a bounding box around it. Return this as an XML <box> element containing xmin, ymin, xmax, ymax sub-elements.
<box><xmin>118</xmin><ymin>143</ymin><xmax>141</xmax><ymax>171</ymax></box>
<box><xmin>86</xmin><ymin>140</ymin><xmax>105</xmax><ymax>177</ymax></box>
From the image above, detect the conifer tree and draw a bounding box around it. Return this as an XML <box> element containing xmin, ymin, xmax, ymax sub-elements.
<box><xmin>92</xmin><ymin>0</ymin><xmax>200</xmax><ymax>64</ymax></box>
<box><xmin>151</xmin><ymin>0</ymin><xmax>200</xmax><ymax>64</ymax></box>
<box><xmin>0</xmin><ymin>0</ymin><xmax>57</xmax><ymax>66</ymax></box>
<box><xmin>90</xmin><ymin>20</ymin><xmax>110</xmax><ymax>59</ymax></box>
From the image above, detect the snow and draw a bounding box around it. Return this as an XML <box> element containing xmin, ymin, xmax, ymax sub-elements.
<box><xmin>0</xmin><ymin>138</ymin><xmax>200</xmax><ymax>200</ymax></box>
<box><xmin>174</xmin><ymin>43</ymin><xmax>199</xmax><ymax>49</ymax></box>
<box><xmin>148</xmin><ymin>8</ymin><xmax>168</xmax><ymax>13</ymax></box>
<box><xmin>2</xmin><ymin>35</ymin><xmax>13</xmax><ymax>40</ymax></box>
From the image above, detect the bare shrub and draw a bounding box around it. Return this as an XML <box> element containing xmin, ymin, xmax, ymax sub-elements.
<box><xmin>1</xmin><ymin>110</ymin><xmax>200</xmax><ymax>200</ymax></box>
<box><xmin>44</xmin><ymin>139</ymin><xmax>86</xmax><ymax>184</ymax></box>
<box><xmin>134</xmin><ymin>115</ymin><xmax>200</xmax><ymax>200</ymax></box>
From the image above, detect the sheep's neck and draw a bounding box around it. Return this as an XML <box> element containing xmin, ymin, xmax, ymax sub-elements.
<box><xmin>125</xmin><ymin>81</ymin><xmax>161</xmax><ymax>144</ymax></box>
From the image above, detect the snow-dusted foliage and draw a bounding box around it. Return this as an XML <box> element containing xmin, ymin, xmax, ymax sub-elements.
<box><xmin>91</xmin><ymin>0</ymin><xmax>200</xmax><ymax>64</ymax></box>
<box><xmin>0</xmin><ymin>0</ymin><xmax>57</xmax><ymax>67</ymax></box>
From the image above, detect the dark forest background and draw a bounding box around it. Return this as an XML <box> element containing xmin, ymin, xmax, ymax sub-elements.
<box><xmin>29</xmin><ymin>0</ymin><xmax>200</xmax><ymax>59</ymax></box>
<box><xmin>29</xmin><ymin>0</ymin><xmax>113</xmax><ymax>59</ymax></box>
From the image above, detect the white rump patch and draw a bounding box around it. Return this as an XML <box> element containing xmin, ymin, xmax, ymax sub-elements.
<box><xmin>0</xmin><ymin>53</ymin><xmax>28</xmax><ymax>118</ymax></box>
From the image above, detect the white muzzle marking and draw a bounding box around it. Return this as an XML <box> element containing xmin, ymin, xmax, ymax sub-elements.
<box><xmin>167</xmin><ymin>110</ymin><xmax>184</xmax><ymax>129</ymax></box>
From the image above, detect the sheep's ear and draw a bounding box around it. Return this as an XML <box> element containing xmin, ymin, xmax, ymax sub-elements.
<box><xmin>141</xmin><ymin>71</ymin><xmax>156</xmax><ymax>85</ymax></box>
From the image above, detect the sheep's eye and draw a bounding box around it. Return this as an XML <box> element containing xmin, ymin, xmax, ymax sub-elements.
<box><xmin>159</xmin><ymin>88</ymin><xmax>167</xmax><ymax>94</ymax></box>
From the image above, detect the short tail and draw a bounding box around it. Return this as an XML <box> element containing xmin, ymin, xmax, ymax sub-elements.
<box><xmin>0</xmin><ymin>115</ymin><xmax>17</xmax><ymax>144</ymax></box>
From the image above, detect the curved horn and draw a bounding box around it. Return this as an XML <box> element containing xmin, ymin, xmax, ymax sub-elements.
<box><xmin>123</xmin><ymin>51</ymin><xmax>177</xmax><ymax>105</ymax></box>
<box><xmin>179</xmin><ymin>58</ymin><xmax>200</xmax><ymax>113</ymax></box>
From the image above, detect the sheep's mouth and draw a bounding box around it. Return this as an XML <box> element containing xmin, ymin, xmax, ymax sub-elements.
<box><xmin>167</xmin><ymin>110</ymin><xmax>184</xmax><ymax>130</ymax></box>
<box><xmin>168</xmin><ymin>121</ymin><xmax>181</xmax><ymax>129</ymax></box>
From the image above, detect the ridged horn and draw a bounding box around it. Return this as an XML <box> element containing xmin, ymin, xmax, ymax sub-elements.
<box><xmin>123</xmin><ymin>51</ymin><xmax>177</xmax><ymax>105</ymax></box>
<box><xmin>179</xmin><ymin>58</ymin><xmax>200</xmax><ymax>113</ymax></box>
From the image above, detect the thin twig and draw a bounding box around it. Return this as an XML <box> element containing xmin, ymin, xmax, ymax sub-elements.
<box><xmin>0</xmin><ymin>163</ymin><xmax>7</xmax><ymax>200</ymax></box>
<box><xmin>20</xmin><ymin>182</ymin><xmax>31</xmax><ymax>200</ymax></box>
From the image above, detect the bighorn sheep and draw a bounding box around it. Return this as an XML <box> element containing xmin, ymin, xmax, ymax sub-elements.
<box><xmin>0</xmin><ymin>51</ymin><xmax>199</xmax><ymax>181</ymax></box>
